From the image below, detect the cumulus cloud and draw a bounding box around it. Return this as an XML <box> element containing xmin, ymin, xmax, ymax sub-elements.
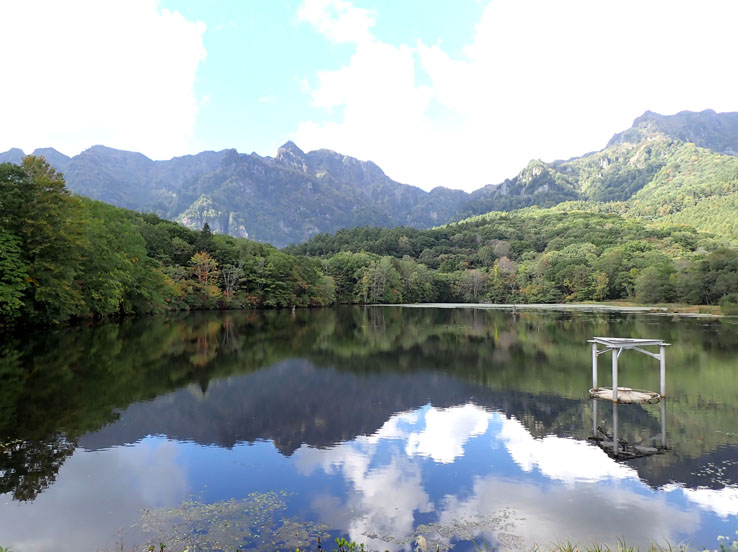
<box><xmin>294</xmin><ymin>433</ymin><xmax>432</xmax><ymax>548</ymax></box>
<box><xmin>439</xmin><ymin>475</ymin><xmax>699</xmax><ymax>549</ymax></box>
<box><xmin>0</xmin><ymin>0</ymin><xmax>206</xmax><ymax>159</ymax></box>
<box><xmin>498</xmin><ymin>415</ymin><xmax>638</xmax><ymax>484</ymax></box>
<box><xmin>295</xmin><ymin>0</ymin><xmax>738</xmax><ymax>191</ymax></box>
<box><xmin>406</xmin><ymin>403</ymin><xmax>490</xmax><ymax>463</ymax></box>
<box><xmin>297</xmin><ymin>0</ymin><xmax>375</xmax><ymax>45</ymax></box>
<box><xmin>0</xmin><ymin>439</ymin><xmax>189</xmax><ymax>552</ymax></box>
<box><xmin>665</xmin><ymin>484</ymin><xmax>738</xmax><ymax>518</ymax></box>
<box><xmin>294</xmin><ymin>405</ymin><xmax>702</xmax><ymax>550</ymax></box>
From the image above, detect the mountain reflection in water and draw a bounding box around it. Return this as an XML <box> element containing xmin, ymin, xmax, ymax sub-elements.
<box><xmin>0</xmin><ymin>307</ymin><xmax>737</xmax><ymax>551</ymax></box>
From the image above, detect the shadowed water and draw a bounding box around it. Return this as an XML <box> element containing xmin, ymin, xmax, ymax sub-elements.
<box><xmin>1</xmin><ymin>307</ymin><xmax>737</xmax><ymax>551</ymax></box>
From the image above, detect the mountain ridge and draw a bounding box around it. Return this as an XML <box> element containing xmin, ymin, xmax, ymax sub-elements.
<box><xmin>1</xmin><ymin>141</ymin><xmax>473</xmax><ymax>247</ymax></box>
<box><xmin>3</xmin><ymin>108</ymin><xmax>738</xmax><ymax>245</ymax></box>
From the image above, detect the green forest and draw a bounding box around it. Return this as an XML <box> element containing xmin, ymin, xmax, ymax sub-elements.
<box><xmin>3</xmin><ymin>156</ymin><xmax>738</xmax><ymax>326</ymax></box>
<box><xmin>288</xmin><ymin>208</ymin><xmax>738</xmax><ymax>308</ymax></box>
<box><xmin>0</xmin><ymin>157</ymin><xmax>335</xmax><ymax>325</ymax></box>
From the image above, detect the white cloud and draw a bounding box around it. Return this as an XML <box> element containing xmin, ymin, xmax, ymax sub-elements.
<box><xmin>294</xmin><ymin>438</ymin><xmax>432</xmax><ymax>549</ymax></box>
<box><xmin>406</xmin><ymin>403</ymin><xmax>490</xmax><ymax>463</ymax></box>
<box><xmin>0</xmin><ymin>439</ymin><xmax>189</xmax><ymax>552</ymax></box>
<box><xmin>297</xmin><ymin>0</ymin><xmax>375</xmax><ymax>45</ymax></box>
<box><xmin>665</xmin><ymin>484</ymin><xmax>738</xmax><ymax>518</ymax></box>
<box><xmin>498</xmin><ymin>415</ymin><xmax>638</xmax><ymax>484</ymax></box>
<box><xmin>296</xmin><ymin>39</ymin><xmax>434</xmax><ymax>163</ymax></box>
<box><xmin>295</xmin><ymin>0</ymin><xmax>738</xmax><ymax>191</ymax></box>
<box><xmin>0</xmin><ymin>0</ymin><xmax>206</xmax><ymax>159</ymax></box>
<box><xmin>293</xmin><ymin>405</ymin><xmax>702</xmax><ymax>550</ymax></box>
<box><xmin>439</xmin><ymin>475</ymin><xmax>700</xmax><ymax>550</ymax></box>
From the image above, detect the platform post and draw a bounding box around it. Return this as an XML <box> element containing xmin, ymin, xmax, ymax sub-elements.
<box><xmin>612</xmin><ymin>402</ymin><xmax>619</xmax><ymax>456</ymax></box>
<box><xmin>612</xmin><ymin>348</ymin><xmax>619</xmax><ymax>402</ymax></box>
<box><xmin>659</xmin><ymin>345</ymin><xmax>666</xmax><ymax>397</ymax></box>
<box><xmin>593</xmin><ymin>399</ymin><xmax>598</xmax><ymax>435</ymax></box>
<box><xmin>660</xmin><ymin>399</ymin><xmax>667</xmax><ymax>448</ymax></box>
<box><xmin>592</xmin><ymin>343</ymin><xmax>598</xmax><ymax>389</ymax></box>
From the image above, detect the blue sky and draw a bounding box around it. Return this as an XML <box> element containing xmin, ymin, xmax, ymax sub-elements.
<box><xmin>2</xmin><ymin>0</ymin><xmax>738</xmax><ymax>191</ymax></box>
<box><xmin>162</xmin><ymin>1</ymin><xmax>485</xmax><ymax>158</ymax></box>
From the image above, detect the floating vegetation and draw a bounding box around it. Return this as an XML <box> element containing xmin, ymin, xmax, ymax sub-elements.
<box><xmin>363</xmin><ymin>509</ymin><xmax>523</xmax><ymax>551</ymax></box>
<box><xmin>139</xmin><ymin>491</ymin><xmax>329</xmax><ymax>552</ymax></box>
<box><xmin>690</xmin><ymin>459</ymin><xmax>738</xmax><ymax>487</ymax></box>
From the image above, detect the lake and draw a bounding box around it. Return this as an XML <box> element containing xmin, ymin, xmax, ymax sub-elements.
<box><xmin>1</xmin><ymin>306</ymin><xmax>737</xmax><ymax>551</ymax></box>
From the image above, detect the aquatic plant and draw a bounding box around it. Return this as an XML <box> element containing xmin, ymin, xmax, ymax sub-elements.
<box><xmin>334</xmin><ymin>536</ymin><xmax>366</xmax><ymax>552</ymax></box>
<box><xmin>523</xmin><ymin>536</ymin><xmax>738</xmax><ymax>552</ymax></box>
<box><xmin>139</xmin><ymin>491</ymin><xmax>329</xmax><ymax>551</ymax></box>
<box><xmin>362</xmin><ymin>509</ymin><xmax>522</xmax><ymax>551</ymax></box>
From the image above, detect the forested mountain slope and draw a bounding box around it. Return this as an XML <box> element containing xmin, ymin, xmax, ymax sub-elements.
<box><xmin>2</xmin><ymin>109</ymin><xmax>738</xmax><ymax>246</ymax></box>
<box><xmin>534</xmin><ymin>141</ymin><xmax>738</xmax><ymax>241</ymax></box>
<box><xmin>459</xmin><ymin>110</ymin><xmax>738</xmax><ymax>239</ymax></box>
<box><xmin>287</xmin><ymin>207</ymin><xmax>738</xmax><ymax>307</ymax></box>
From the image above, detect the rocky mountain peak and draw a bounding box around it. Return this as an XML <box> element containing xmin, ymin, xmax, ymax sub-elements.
<box><xmin>275</xmin><ymin>141</ymin><xmax>308</xmax><ymax>172</ymax></box>
<box><xmin>31</xmin><ymin>147</ymin><xmax>72</xmax><ymax>172</ymax></box>
<box><xmin>276</xmin><ymin>141</ymin><xmax>305</xmax><ymax>159</ymax></box>
<box><xmin>608</xmin><ymin>109</ymin><xmax>738</xmax><ymax>155</ymax></box>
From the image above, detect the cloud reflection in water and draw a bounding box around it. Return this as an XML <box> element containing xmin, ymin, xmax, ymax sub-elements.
<box><xmin>296</xmin><ymin>403</ymin><xmax>700</xmax><ymax>549</ymax></box>
<box><xmin>0</xmin><ymin>439</ymin><xmax>189</xmax><ymax>552</ymax></box>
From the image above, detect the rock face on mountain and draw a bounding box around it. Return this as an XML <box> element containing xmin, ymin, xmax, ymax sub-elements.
<box><xmin>61</xmin><ymin>145</ymin><xmax>230</xmax><ymax>212</ymax></box>
<box><xmin>1</xmin><ymin>142</ymin><xmax>469</xmax><ymax>247</ymax></box>
<box><xmin>3</xmin><ymin>108</ymin><xmax>738</xmax><ymax>245</ymax></box>
<box><xmin>608</xmin><ymin>109</ymin><xmax>738</xmax><ymax>156</ymax></box>
<box><xmin>172</xmin><ymin>142</ymin><xmax>469</xmax><ymax>245</ymax></box>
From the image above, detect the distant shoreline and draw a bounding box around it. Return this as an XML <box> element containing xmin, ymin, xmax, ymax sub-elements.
<box><xmin>385</xmin><ymin>302</ymin><xmax>726</xmax><ymax>317</ymax></box>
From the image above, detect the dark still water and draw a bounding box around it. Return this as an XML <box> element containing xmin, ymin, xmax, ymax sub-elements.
<box><xmin>1</xmin><ymin>307</ymin><xmax>737</xmax><ymax>551</ymax></box>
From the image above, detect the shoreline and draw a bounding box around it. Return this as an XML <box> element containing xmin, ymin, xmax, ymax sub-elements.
<box><xmin>386</xmin><ymin>302</ymin><xmax>726</xmax><ymax>317</ymax></box>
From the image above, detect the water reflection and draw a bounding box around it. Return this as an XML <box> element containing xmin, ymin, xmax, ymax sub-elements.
<box><xmin>589</xmin><ymin>399</ymin><xmax>668</xmax><ymax>460</ymax></box>
<box><xmin>1</xmin><ymin>307</ymin><xmax>737</xmax><ymax>550</ymax></box>
<box><xmin>294</xmin><ymin>404</ymin><xmax>697</xmax><ymax>550</ymax></box>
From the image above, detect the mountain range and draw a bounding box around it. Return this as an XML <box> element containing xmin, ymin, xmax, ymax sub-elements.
<box><xmin>3</xmin><ymin>108</ymin><xmax>738</xmax><ymax>246</ymax></box>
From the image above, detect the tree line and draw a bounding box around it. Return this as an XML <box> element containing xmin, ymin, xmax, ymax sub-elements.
<box><xmin>288</xmin><ymin>209</ymin><xmax>738</xmax><ymax>308</ymax></box>
<box><xmin>0</xmin><ymin>157</ymin><xmax>334</xmax><ymax>325</ymax></box>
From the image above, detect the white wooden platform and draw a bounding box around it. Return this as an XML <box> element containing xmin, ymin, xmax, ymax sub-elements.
<box><xmin>589</xmin><ymin>386</ymin><xmax>660</xmax><ymax>404</ymax></box>
<box><xmin>588</xmin><ymin>337</ymin><xmax>669</xmax><ymax>403</ymax></box>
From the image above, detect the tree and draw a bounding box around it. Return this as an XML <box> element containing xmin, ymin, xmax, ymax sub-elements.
<box><xmin>189</xmin><ymin>251</ymin><xmax>219</xmax><ymax>286</ymax></box>
<box><xmin>195</xmin><ymin>222</ymin><xmax>216</xmax><ymax>254</ymax></box>
<box><xmin>0</xmin><ymin>157</ymin><xmax>84</xmax><ymax>323</ymax></box>
<box><xmin>457</xmin><ymin>269</ymin><xmax>488</xmax><ymax>302</ymax></box>
<box><xmin>0</xmin><ymin>230</ymin><xmax>28</xmax><ymax>320</ymax></box>
<box><xmin>592</xmin><ymin>271</ymin><xmax>610</xmax><ymax>301</ymax></box>
<box><xmin>358</xmin><ymin>257</ymin><xmax>403</xmax><ymax>303</ymax></box>
<box><xmin>324</xmin><ymin>251</ymin><xmax>374</xmax><ymax>303</ymax></box>
<box><xmin>635</xmin><ymin>266</ymin><xmax>674</xmax><ymax>303</ymax></box>
<box><xmin>221</xmin><ymin>262</ymin><xmax>244</xmax><ymax>300</ymax></box>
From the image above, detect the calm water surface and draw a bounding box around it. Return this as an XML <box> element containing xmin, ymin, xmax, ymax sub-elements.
<box><xmin>1</xmin><ymin>307</ymin><xmax>737</xmax><ymax>551</ymax></box>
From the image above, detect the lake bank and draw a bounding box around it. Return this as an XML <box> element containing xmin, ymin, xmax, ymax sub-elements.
<box><xmin>391</xmin><ymin>302</ymin><xmax>727</xmax><ymax>317</ymax></box>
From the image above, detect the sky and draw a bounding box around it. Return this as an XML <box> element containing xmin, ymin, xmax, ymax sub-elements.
<box><xmin>1</xmin><ymin>0</ymin><xmax>738</xmax><ymax>192</ymax></box>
